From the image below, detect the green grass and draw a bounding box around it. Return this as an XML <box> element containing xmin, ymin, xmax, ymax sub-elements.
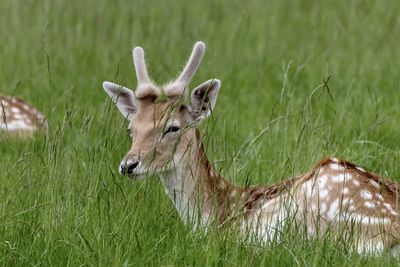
<box><xmin>1</xmin><ymin>0</ymin><xmax>400</xmax><ymax>265</ymax></box>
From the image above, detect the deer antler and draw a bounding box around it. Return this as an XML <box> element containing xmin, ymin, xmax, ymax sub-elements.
<box><xmin>164</xmin><ymin>41</ymin><xmax>205</xmax><ymax>98</ymax></box>
<box><xmin>132</xmin><ymin>47</ymin><xmax>161</xmax><ymax>99</ymax></box>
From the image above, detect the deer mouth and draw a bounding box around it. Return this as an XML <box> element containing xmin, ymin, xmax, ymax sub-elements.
<box><xmin>127</xmin><ymin>165</ymin><xmax>176</xmax><ymax>180</ymax></box>
<box><xmin>124</xmin><ymin>165</ymin><xmax>157</xmax><ymax>179</ymax></box>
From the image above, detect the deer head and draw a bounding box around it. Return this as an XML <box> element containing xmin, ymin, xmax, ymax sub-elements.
<box><xmin>103</xmin><ymin>41</ymin><xmax>221</xmax><ymax>178</ymax></box>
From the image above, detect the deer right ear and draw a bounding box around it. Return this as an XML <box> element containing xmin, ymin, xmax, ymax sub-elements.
<box><xmin>188</xmin><ymin>79</ymin><xmax>220</xmax><ymax>124</ymax></box>
<box><xmin>103</xmin><ymin>81</ymin><xmax>137</xmax><ymax>120</ymax></box>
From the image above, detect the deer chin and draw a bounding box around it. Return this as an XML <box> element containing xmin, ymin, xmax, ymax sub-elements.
<box><xmin>127</xmin><ymin>173</ymin><xmax>147</xmax><ymax>180</ymax></box>
<box><xmin>125</xmin><ymin>164</ymin><xmax>174</xmax><ymax>179</ymax></box>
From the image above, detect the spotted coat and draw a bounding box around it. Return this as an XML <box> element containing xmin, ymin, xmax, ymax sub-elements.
<box><xmin>230</xmin><ymin>158</ymin><xmax>400</xmax><ymax>254</ymax></box>
<box><xmin>0</xmin><ymin>95</ymin><xmax>47</xmax><ymax>137</ymax></box>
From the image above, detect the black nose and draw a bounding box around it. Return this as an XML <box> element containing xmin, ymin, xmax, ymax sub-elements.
<box><xmin>120</xmin><ymin>161</ymin><xmax>139</xmax><ymax>175</ymax></box>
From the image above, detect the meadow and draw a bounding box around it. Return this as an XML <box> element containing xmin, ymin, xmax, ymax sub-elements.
<box><xmin>1</xmin><ymin>0</ymin><xmax>400</xmax><ymax>265</ymax></box>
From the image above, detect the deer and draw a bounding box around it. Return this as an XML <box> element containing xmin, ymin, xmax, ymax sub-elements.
<box><xmin>0</xmin><ymin>95</ymin><xmax>47</xmax><ymax>137</ymax></box>
<box><xmin>102</xmin><ymin>41</ymin><xmax>399</xmax><ymax>255</ymax></box>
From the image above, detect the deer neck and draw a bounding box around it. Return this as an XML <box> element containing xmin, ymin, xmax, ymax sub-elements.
<box><xmin>160</xmin><ymin>129</ymin><xmax>236</xmax><ymax>227</ymax></box>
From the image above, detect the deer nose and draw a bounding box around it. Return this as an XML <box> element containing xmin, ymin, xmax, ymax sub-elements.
<box><xmin>119</xmin><ymin>160</ymin><xmax>139</xmax><ymax>175</ymax></box>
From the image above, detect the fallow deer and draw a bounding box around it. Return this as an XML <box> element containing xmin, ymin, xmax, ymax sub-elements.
<box><xmin>0</xmin><ymin>95</ymin><xmax>47</xmax><ymax>137</ymax></box>
<box><xmin>102</xmin><ymin>42</ymin><xmax>399</xmax><ymax>254</ymax></box>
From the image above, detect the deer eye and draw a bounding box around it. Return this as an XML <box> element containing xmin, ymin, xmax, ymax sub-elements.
<box><xmin>163</xmin><ymin>125</ymin><xmax>180</xmax><ymax>136</ymax></box>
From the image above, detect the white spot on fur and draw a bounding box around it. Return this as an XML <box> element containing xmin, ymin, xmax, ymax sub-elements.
<box><xmin>317</xmin><ymin>175</ymin><xmax>328</xmax><ymax>188</ymax></box>
<box><xmin>219</xmin><ymin>180</ymin><xmax>226</xmax><ymax>190</ymax></box>
<box><xmin>356</xmin><ymin>166</ymin><xmax>365</xmax><ymax>172</ymax></box>
<box><xmin>360</xmin><ymin>190</ymin><xmax>373</xmax><ymax>200</ymax></box>
<box><xmin>320</xmin><ymin>202</ymin><xmax>327</xmax><ymax>213</ymax></box>
<box><xmin>369</xmin><ymin>180</ymin><xmax>380</xmax><ymax>189</ymax></box>
<box><xmin>364</xmin><ymin>201</ymin><xmax>375</xmax><ymax>208</ymax></box>
<box><xmin>13</xmin><ymin>113</ymin><xmax>24</xmax><ymax>119</ymax></box>
<box><xmin>327</xmin><ymin>199</ymin><xmax>340</xmax><ymax>219</ymax></box>
<box><xmin>343</xmin><ymin>187</ymin><xmax>349</xmax><ymax>194</ymax></box>
<box><xmin>331</xmin><ymin>173</ymin><xmax>353</xmax><ymax>183</ymax></box>
<box><xmin>382</xmin><ymin>203</ymin><xmax>399</xmax><ymax>215</ymax></box>
<box><xmin>229</xmin><ymin>190</ymin><xmax>238</xmax><ymax>198</ymax></box>
<box><xmin>330</xmin><ymin>163</ymin><xmax>344</xmax><ymax>172</ymax></box>
<box><xmin>10</xmin><ymin>107</ymin><xmax>20</xmax><ymax>114</ymax></box>
<box><xmin>330</xmin><ymin>158</ymin><xmax>339</xmax><ymax>163</ymax></box>
<box><xmin>319</xmin><ymin>189</ymin><xmax>329</xmax><ymax>199</ymax></box>
<box><xmin>22</xmin><ymin>104</ymin><xmax>30</xmax><ymax>110</ymax></box>
<box><xmin>352</xmin><ymin>180</ymin><xmax>360</xmax><ymax>186</ymax></box>
<box><xmin>383</xmin><ymin>203</ymin><xmax>393</xmax><ymax>210</ymax></box>
<box><xmin>342</xmin><ymin>198</ymin><xmax>350</xmax><ymax>205</ymax></box>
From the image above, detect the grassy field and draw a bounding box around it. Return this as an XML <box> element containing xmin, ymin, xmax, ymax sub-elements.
<box><xmin>1</xmin><ymin>0</ymin><xmax>400</xmax><ymax>265</ymax></box>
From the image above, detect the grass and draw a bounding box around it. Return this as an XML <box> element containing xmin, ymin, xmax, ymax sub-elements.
<box><xmin>1</xmin><ymin>0</ymin><xmax>400</xmax><ymax>265</ymax></box>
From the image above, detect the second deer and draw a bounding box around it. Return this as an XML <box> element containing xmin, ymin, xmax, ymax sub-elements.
<box><xmin>0</xmin><ymin>95</ymin><xmax>47</xmax><ymax>137</ymax></box>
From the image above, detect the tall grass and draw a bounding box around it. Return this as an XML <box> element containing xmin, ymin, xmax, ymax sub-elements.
<box><xmin>0</xmin><ymin>0</ymin><xmax>400</xmax><ymax>265</ymax></box>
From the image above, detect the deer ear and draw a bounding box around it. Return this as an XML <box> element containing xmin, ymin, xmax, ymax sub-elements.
<box><xmin>189</xmin><ymin>79</ymin><xmax>220</xmax><ymax>123</ymax></box>
<box><xmin>103</xmin><ymin>81</ymin><xmax>137</xmax><ymax>120</ymax></box>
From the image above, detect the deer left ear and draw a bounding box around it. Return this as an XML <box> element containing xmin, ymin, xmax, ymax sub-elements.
<box><xmin>188</xmin><ymin>79</ymin><xmax>220</xmax><ymax>123</ymax></box>
<box><xmin>103</xmin><ymin>81</ymin><xmax>137</xmax><ymax>120</ymax></box>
